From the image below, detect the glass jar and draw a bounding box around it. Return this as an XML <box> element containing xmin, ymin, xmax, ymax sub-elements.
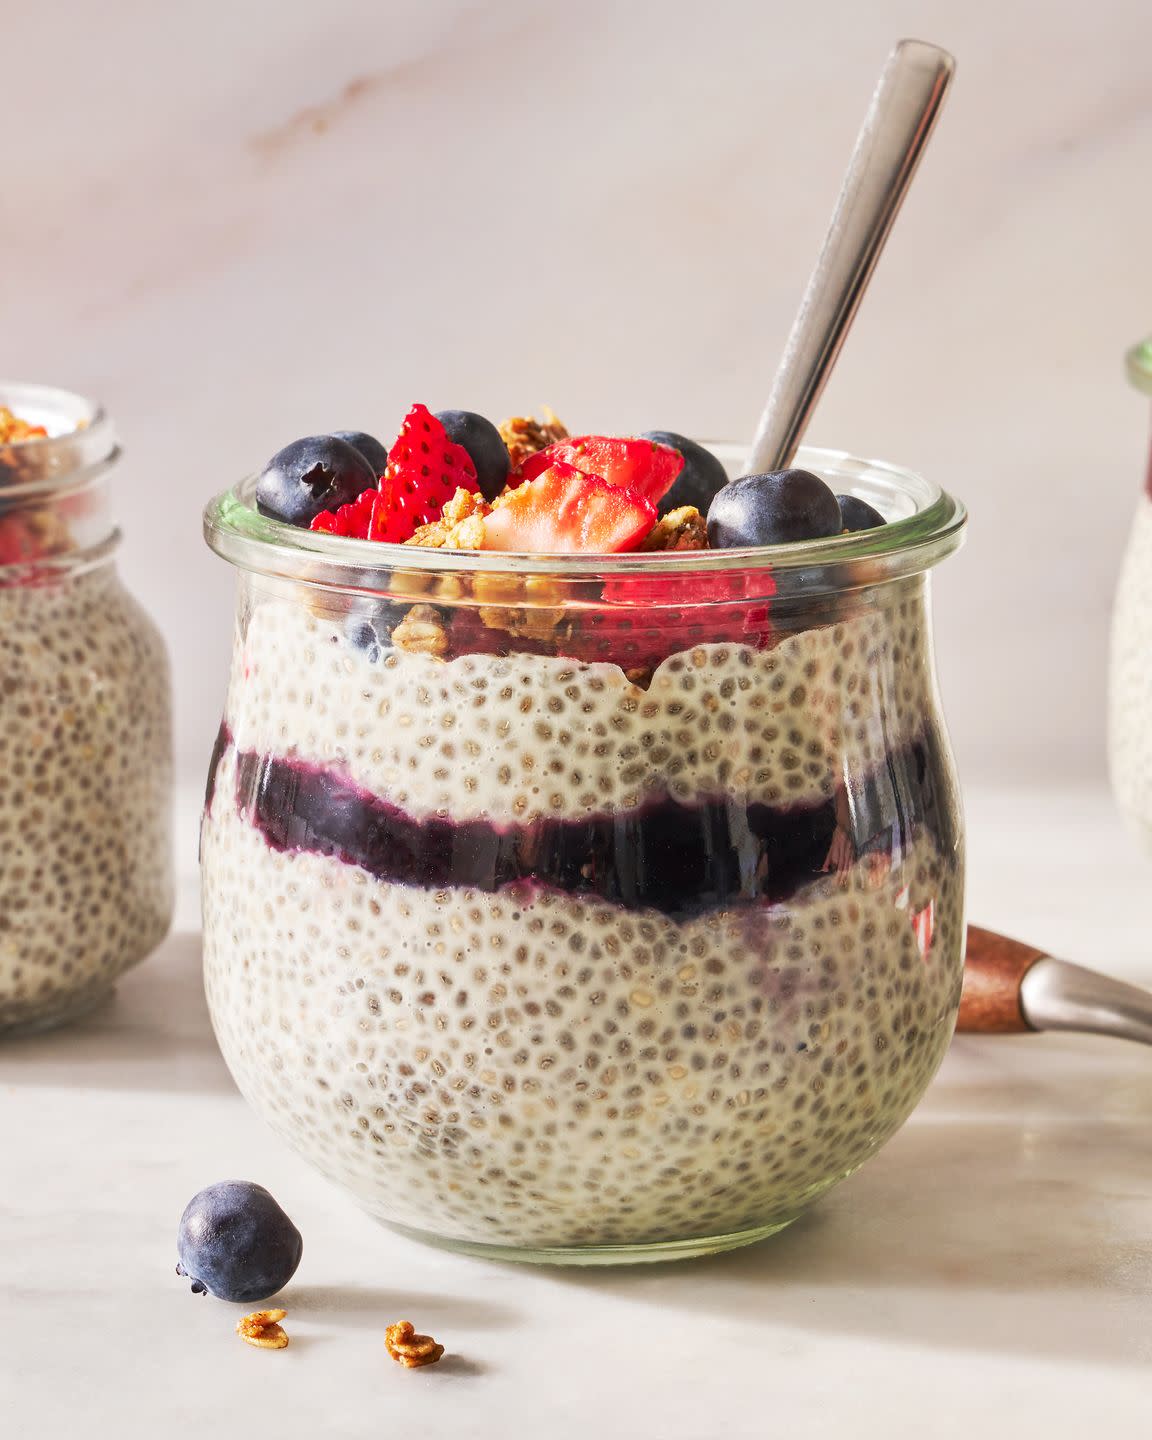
<box><xmin>202</xmin><ymin>446</ymin><xmax>966</xmax><ymax>1264</ymax></box>
<box><xmin>0</xmin><ymin>382</ymin><xmax>174</xmax><ymax>1034</ymax></box>
<box><xmin>1109</xmin><ymin>339</ymin><xmax>1152</xmax><ymax>851</ymax></box>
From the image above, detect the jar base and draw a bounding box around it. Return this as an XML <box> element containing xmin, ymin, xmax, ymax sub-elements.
<box><xmin>0</xmin><ymin>979</ymin><xmax>117</xmax><ymax>1039</ymax></box>
<box><xmin>381</xmin><ymin>1213</ymin><xmax>802</xmax><ymax>1267</ymax></box>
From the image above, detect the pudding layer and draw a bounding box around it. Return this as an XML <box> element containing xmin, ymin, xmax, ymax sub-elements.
<box><xmin>223</xmin><ymin>598</ymin><xmax>936</xmax><ymax>825</ymax></box>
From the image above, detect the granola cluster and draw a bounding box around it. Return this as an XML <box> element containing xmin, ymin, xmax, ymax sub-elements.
<box><xmin>639</xmin><ymin>505</ymin><xmax>708</xmax><ymax>551</ymax></box>
<box><xmin>0</xmin><ymin>407</ymin><xmax>47</xmax><ymax>446</ymax></box>
<box><xmin>498</xmin><ymin>406</ymin><xmax>569</xmax><ymax>473</ymax></box>
<box><xmin>384</xmin><ymin>1320</ymin><xmax>445</xmax><ymax>1369</ymax></box>
<box><xmin>406</xmin><ymin>487</ymin><xmax>491</xmax><ymax>549</ymax></box>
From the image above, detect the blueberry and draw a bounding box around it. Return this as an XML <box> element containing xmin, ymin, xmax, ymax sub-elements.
<box><xmin>706</xmin><ymin>468</ymin><xmax>842</xmax><ymax>549</ymax></box>
<box><xmin>836</xmin><ymin>494</ymin><xmax>886</xmax><ymax>533</ymax></box>
<box><xmin>176</xmin><ymin>1181</ymin><xmax>302</xmax><ymax>1302</ymax></box>
<box><xmin>345</xmin><ymin>602</ymin><xmax>409</xmax><ymax>661</ymax></box>
<box><xmin>434</xmin><ymin>410</ymin><xmax>509</xmax><ymax>501</ymax></box>
<box><xmin>640</xmin><ymin>431</ymin><xmax>729</xmax><ymax>516</ymax></box>
<box><xmin>332</xmin><ymin>430</ymin><xmax>390</xmax><ymax>477</ymax></box>
<box><xmin>255</xmin><ymin>435</ymin><xmax>375</xmax><ymax>528</ymax></box>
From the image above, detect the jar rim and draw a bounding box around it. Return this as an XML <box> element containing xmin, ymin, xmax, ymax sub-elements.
<box><xmin>203</xmin><ymin>443</ymin><xmax>967</xmax><ymax>595</ymax></box>
<box><xmin>0</xmin><ymin>380</ymin><xmax>119</xmax><ymax>496</ymax></box>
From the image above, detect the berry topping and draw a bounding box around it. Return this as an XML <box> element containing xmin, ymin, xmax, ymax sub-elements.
<box><xmin>255</xmin><ymin>435</ymin><xmax>375</xmax><ymax>528</ymax></box>
<box><xmin>519</xmin><ymin>436</ymin><xmax>683</xmax><ymax>506</ymax></box>
<box><xmin>332</xmin><ymin>430</ymin><xmax>390</xmax><ymax>477</ymax></box>
<box><xmin>706</xmin><ymin>468</ymin><xmax>842</xmax><ymax>548</ymax></box>
<box><xmin>310</xmin><ymin>486</ymin><xmax>380</xmax><ymax>537</ymax></box>
<box><xmin>434</xmin><ymin>410</ymin><xmax>510</xmax><ymax>502</ymax></box>
<box><xmin>479</xmin><ymin>462</ymin><xmax>656</xmax><ymax>553</ymax></box>
<box><xmin>372</xmin><ymin>404</ymin><xmax>481</xmax><ymax>543</ymax></box>
<box><xmin>837</xmin><ymin>493</ymin><xmax>887</xmax><ymax>532</ymax></box>
<box><xmin>176</xmin><ymin>1181</ymin><xmax>302</xmax><ymax>1303</ymax></box>
<box><xmin>640</xmin><ymin>431</ymin><xmax>730</xmax><ymax>516</ymax></box>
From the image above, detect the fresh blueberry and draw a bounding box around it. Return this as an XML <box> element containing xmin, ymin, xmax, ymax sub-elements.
<box><xmin>255</xmin><ymin>435</ymin><xmax>375</xmax><ymax>528</ymax></box>
<box><xmin>345</xmin><ymin>602</ymin><xmax>409</xmax><ymax>661</ymax></box>
<box><xmin>176</xmin><ymin>1181</ymin><xmax>302</xmax><ymax>1302</ymax></box>
<box><xmin>332</xmin><ymin>430</ymin><xmax>390</xmax><ymax>477</ymax></box>
<box><xmin>836</xmin><ymin>494</ymin><xmax>886</xmax><ymax>532</ymax></box>
<box><xmin>434</xmin><ymin>410</ymin><xmax>509</xmax><ymax>501</ymax></box>
<box><xmin>706</xmin><ymin>469</ymin><xmax>842</xmax><ymax>548</ymax></box>
<box><xmin>640</xmin><ymin>431</ymin><xmax>729</xmax><ymax>516</ymax></box>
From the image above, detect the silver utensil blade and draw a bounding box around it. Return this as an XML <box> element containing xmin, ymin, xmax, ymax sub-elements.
<box><xmin>1020</xmin><ymin>957</ymin><xmax>1152</xmax><ymax>1048</ymax></box>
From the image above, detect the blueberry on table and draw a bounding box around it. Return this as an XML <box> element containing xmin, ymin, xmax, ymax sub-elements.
<box><xmin>255</xmin><ymin>435</ymin><xmax>375</xmax><ymax>527</ymax></box>
<box><xmin>176</xmin><ymin>1181</ymin><xmax>302</xmax><ymax>1302</ymax></box>
<box><xmin>837</xmin><ymin>493</ymin><xmax>887</xmax><ymax>532</ymax></box>
<box><xmin>434</xmin><ymin>410</ymin><xmax>510</xmax><ymax>501</ymax></box>
<box><xmin>706</xmin><ymin>468</ymin><xmax>843</xmax><ymax>548</ymax></box>
<box><xmin>641</xmin><ymin>431</ymin><xmax>729</xmax><ymax>516</ymax></box>
<box><xmin>332</xmin><ymin>429</ymin><xmax>390</xmax><ymax>477</ymax></box>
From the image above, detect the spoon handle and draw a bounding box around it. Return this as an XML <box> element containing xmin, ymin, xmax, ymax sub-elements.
<box><xmin>747</xmin><ymin>39</ymin><xmax>955</xmax><ymax>476</ymax></box>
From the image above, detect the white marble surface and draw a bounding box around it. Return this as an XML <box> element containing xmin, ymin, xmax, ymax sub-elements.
<box><xmin>5</xmin><ymin>0</ymin><xmax>1152</xmax><ymax>791</ymax></box>
<box><xmin>2</xmin><ymin>781</ymin><xmax>1151</xmax><ymax>1438</ymax></box>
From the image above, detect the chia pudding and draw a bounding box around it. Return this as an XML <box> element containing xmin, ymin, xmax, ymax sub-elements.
<box><xmin>202</xmin><ymin>412</ymin><xmax>966</xmax><ymax>1260</ymax></box>
<box><xmin>0</xmin><ymin>385</ymin><xmax>173</xmax><ymax>1034</ymax></box>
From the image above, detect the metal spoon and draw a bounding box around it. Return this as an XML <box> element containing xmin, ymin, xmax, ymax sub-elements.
<box><xmin>960</xmin><ymin>926</ymin><xmax>1152</xmax><ymax>1048</ymax></box>
<box><xmin>747</xmin><ymin>39</ymin><xmax>955</xmax><ymax>476</ymax></box>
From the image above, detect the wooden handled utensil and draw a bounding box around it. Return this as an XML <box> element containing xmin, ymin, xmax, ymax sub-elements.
<box><xmin>960</xmin><ymin>925</ymin><xmax>1152</xmax><ymax>1047</ymax></box>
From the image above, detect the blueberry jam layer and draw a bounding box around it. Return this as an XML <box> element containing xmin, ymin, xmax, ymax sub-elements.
<box><xmin>214</xmin><ymin>733</ymin><xmax>958</xmax><ymax>920</ymax></box>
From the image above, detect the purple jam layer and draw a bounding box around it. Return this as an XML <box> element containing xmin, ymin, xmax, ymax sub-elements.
<box><xmin>210</xmin><ymin>729</ymin><xmax>958</xmax><ymax>919</ymax></box>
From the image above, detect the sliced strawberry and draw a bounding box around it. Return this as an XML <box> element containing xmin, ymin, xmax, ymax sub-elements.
<box><xmin>478</xmin><ymin>462</ymin><xmax>656</xmax><ymax>554</ymax></box>
<box><xmin>310</xmin><ymin>487</ymin><xmax>380</xmax><ymax>538</ymax></box>
<box><xmin>370</xmin><ymin>403</ymin><xmax>480</xmax><ymax>543</ymax></box>
<box><xmin>602</xmin><ymin>568</ymin><xmax>775</xmax><ymax>608</ymax></box>
<box><xmin>518</xmin><ymin>436</ymin><xmax>683</xmax><ymax>505</ymax></box>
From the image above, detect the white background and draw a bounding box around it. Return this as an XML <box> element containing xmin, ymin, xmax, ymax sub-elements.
<box><xmin>4</xmin><ymin>0</ymin><xmax>1150</xmax><ymax>788</ymax></box>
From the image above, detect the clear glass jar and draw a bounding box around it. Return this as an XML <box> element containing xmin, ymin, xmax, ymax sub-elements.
<box><xmin>1109</xmin><ymin>339</ymin><xmax>1152</xmax><ymax>851</ymax></box>
<box><xmin>0</xmin><ymin>382</ymin><xmax>174</xmax><ymax>1034</ymax></box>
<box><xmin>202</xmin><ymin>446</ymin><xmax>966</xmax><ymax>1264</ymax></box>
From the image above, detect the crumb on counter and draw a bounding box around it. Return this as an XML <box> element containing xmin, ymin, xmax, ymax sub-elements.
<box><xmin>384</xmin><ymin>1320</ymin><xmax>445</xmax><ymax>1369</ymax></box>
<box><xmin>236</xmin><ymin>1309</ymin><xmax>289</xmax><ymax>1350</ymax></box>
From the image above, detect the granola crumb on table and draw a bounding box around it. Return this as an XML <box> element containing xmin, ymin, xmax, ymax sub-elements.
<box><xmin>384</xmin><ymin>1320</ymin><xmax>445</xmax><ymax>1369</ymax></box>
<box><xmin>236</xmin><ymin>1309</ymin><xmax>289</xmax><ymax>1350</ymax></box>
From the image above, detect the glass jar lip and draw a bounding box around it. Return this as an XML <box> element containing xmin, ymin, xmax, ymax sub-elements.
<box><xmin>1127</xmin><ymin>338</ymin><xmax>1152</xmax><ymax>396</ymax></box>
<box><xmin>0</xmin><ymin>380</ymin><xmax>119</xmax><ymax>496</ymax></box>
<box><xmin>204</xmin><ymin>442</ymin><xmax>967</xmax><ymax>590</ymax></box>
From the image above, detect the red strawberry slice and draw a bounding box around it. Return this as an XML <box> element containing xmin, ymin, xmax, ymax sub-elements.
<box><xmin>371</xmin><ymin>403</ymin><xmax>480</xmax><ymax>543</ymax></box>
<box><xmin>602</xmin><ymin>567</ymin><xmax>775</xmax><ymax>608</ymax></box>
<box><xmin>310</xmin><ymin>487</ymin><xmax>380</xmax><ymax>538</ymax></box>
<box><xmin>478</xmin><ymin>462</ymin><xmax>656</xmax><ymax>554</ymax></box>
<box><xmin>518</xmin><ymin>436</ymin><xmax>683</xmax><ymax>505</ymax></box>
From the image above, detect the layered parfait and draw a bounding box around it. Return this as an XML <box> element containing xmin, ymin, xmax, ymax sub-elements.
<box><xmin>201</xmin><ymin>405</ymin><xmax>964</xmax><ymax>1259</ymax></box>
